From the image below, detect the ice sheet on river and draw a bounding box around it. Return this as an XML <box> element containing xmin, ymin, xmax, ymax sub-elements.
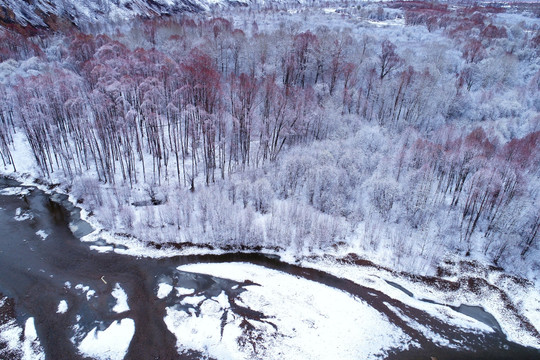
<box><xmin>167</xmin><ymin>262</ymin><xmax>411</xmax><ymax>360</ymax></box>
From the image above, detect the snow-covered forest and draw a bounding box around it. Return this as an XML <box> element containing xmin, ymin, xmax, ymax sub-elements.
<box><xmin>1</xmin><ymin>1</ymin><xmax>539</xmax><ymax>278</ymax></box>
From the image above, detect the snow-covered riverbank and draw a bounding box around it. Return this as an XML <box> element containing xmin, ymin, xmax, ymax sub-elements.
<box><xmin>1</xmin><ymin>178</ymin><xmax>539</xmax><ymax>359</ymax></box>
<box><xmin>168</xmin><ymin>262</ymin><xmax>411</xmax><ymax>360</ymax></box>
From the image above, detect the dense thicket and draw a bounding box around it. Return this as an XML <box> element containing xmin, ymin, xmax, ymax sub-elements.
<box><xmin>0</xmin><ymin>2</ymin><xmax>539</xmax><ymax>275</ymax></box>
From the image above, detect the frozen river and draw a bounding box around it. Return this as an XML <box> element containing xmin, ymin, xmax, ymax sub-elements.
<box><xmin>0</xmin><ymin>178</ymin><xmax>539</xmax><ymax>359</ymax></box>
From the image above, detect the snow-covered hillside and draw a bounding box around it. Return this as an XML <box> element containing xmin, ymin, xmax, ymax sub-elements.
<box><xmin>0</xmin><ymin>0</ymin><xmax>341</xmax><ymax>27</ymax></box>
<box><xmin>0</xmin><ymin>0</ymin><xmax>251</xmax><ymax>27</ymax></box>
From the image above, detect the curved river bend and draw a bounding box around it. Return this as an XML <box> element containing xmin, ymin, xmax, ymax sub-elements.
<box><xmin>0</xmin><ymin>178</ymin><xmax>539</xmax><ymax>359</ymax></box>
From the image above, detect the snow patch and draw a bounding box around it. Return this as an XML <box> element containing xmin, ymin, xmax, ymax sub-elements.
<box><xmin>35</xmin><ymin>230</ymin><xmax>49</xmax><ymax>240</ymax></box>
<box><xmin>75</xmin><ymin>284</ymin><xmax>96</xmax><ymax>301</ymax></box>
<box><xmin>90</xmin><ymin>245</ymin><xmax>114</xmax><ymax>253</ymax></box>
<box><xmin>22</xmin><ymin>317</ymin><xmax>44</xmax><ymax>360</ymax></box>
<box><xmin>78</xmin><ymin>319</ymin><xmax>135</xmax><ymax>360</ymax></box>
<box><xmin>214</xmin><ymin>291</ymin><xmax>229</xmax><ymax>309</ymax></box>
<box><xmin>75</xmin><ymin>284</ymin><xmax>89</xmax><ymax>292</ymax></box>
<box><xmin>23</xmin><ymin>318</ymin><xmax>37</xmax><ymax>341</ymax></box>
<box><xmin>57</xmin><ymin>300</ymin><xmax>69</xmax><ymax>314</ymax></box>
<box><xmin>111</xmin><ymin>283</ymin><xmax>130</xmax><ymax>313</ymax></box>
<box><xmin>14</xmin><ymin>207</ymin><xmax>33</xmax><ymax>221</ymax></box>
<box><xmin>68</xmin><ymin>223</ymin><xmax>79</xmax><ymax>234</ymax></box>
<box><xmin>0</xmin><ymin>187</ymin><xmax>30</xmax><ymax>196</ymax></box>
<box><xmin>180</xmin><ymin>295</ymin><xmax>205</xmax><ymax>306</ymax></box>
<box><xmin>157</xmin><ymin>283</ymin><xmax>173</xmax><ymax>299</ymax></box>
<box><xmin>175</xmin><ymin>287</ymin><xmax>194</xmax><ymax>296</ymax></box>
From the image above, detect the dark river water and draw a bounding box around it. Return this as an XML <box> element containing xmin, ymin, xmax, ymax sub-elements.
<box><xmin>0</xmin><ymin>178</ymin><xmax>539</xmax><ymax>360</ymax></box>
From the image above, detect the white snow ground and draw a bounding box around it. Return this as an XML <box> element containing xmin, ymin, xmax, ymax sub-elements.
<box><xmin>166</xmin><ymin>262</ymin><xmax>411</xmax><ymax>360</ymax></box>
